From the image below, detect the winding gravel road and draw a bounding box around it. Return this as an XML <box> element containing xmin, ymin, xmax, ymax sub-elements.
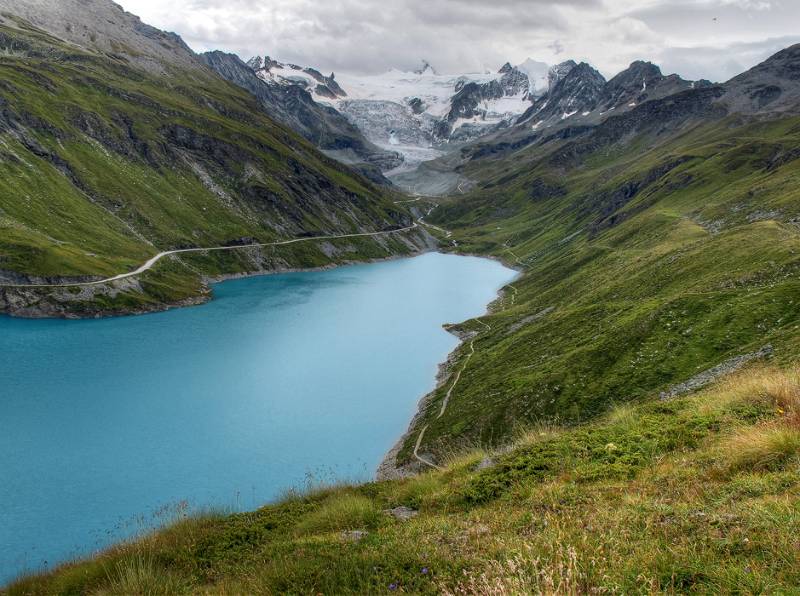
<box><xmin>0</xmin><ymin>224</ymin><xmax>421</xmax><ymax>288</ymax></box>
<box><xmin>412</xmin><ymin>318</ymin><xmax>493</xmax><ymax>470</ymax></box>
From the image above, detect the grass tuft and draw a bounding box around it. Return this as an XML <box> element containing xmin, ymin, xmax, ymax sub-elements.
<box><xmin>102</xmin><ymin>552</ymin><xmax>186</xmax><ymax>595</ymax></box>
<box><xmin>294</xmin><ymin>493</ymin><xmax>381</xmax><ymax>535</ymax></box>
<box><xmin>441</xmin><ymin>546</ymin><xmax>588</xmax><ymax>596</ymax></box>
<box><xmin>711</xmin><ymin>366</ymin><xmax>800</xmax><ymax>418</ymax></box>
<box><xmin>717</xmin><ymin>424</ymin><xmax>800</xmax><ymax>474</ymax></box>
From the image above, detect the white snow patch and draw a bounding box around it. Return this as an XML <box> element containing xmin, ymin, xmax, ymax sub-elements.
<box><xmin>259</xmin><ymin>65</ymin><xmax>319</xmax><ymax>93</ymax></box>
<box><xmin>334</xmin><ymin>68</ymin><xmax>499</xmax><ymax>120</ymax></box>
<box><xmin>451</xmin><ymin>116</ymin><xmax>485</xmax><ymax>131</ymax></box>
<box><xmin>516</xmin><ymin>58</ymin><xmax>550</xmax><ymax>97</ymax></box>
<box><xmin>480</xmin><ymin>91</ymin><xmax>532</xmax><ymax>120</ymax></box>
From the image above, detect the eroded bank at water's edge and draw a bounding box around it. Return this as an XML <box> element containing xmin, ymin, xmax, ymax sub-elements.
<box><xmin>377</xmin><ymin>277</ymin><xmax>519</xmax><ymax>480</ymax></box>
<box><xmin>376</xmin><ymin>338</ymin><xmax>464</xmax><ymax>480</ymax></box>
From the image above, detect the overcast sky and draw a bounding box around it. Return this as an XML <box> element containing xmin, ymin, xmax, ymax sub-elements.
<box><xmin>116</xmin><ymin>0</ymin><xmax>799</xmax><ymax>81</ymax></box>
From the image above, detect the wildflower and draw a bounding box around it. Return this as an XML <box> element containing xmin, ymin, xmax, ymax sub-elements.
<box><xmin>389</xmin><ymin>582</ymin><xmax>398</xmax><ymax>591</ymax></box>
<box><xmin>422</xmin><ymin>567</ymin><xmax>429</xmax><ymax>574</ymax></box>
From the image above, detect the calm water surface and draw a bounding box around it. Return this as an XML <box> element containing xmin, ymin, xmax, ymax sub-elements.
<box><xmin>0</xmin><ymin>252</ymin><xmax>516</xmax><ymax>584</ymax></box>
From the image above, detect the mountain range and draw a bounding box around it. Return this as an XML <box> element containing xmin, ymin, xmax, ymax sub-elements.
<box><xmin>241</xmin><ymin>56</ymin><xmax>544</xmax><ymax>170</ymax></box>
<box><xmin>231</xmin><ymin>53</ymin><xmax>722</xmax><ymax>190</ymax></box>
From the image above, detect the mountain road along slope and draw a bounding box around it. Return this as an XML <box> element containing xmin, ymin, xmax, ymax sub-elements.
<box><xmin>0</xmin><ymin>224</ymin><xmax>426</xmax><ymax>289</ymax></box>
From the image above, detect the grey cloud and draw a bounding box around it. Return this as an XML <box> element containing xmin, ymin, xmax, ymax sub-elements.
<box><xmin>657</xmin><ymin>35</ymin><xmax>800</xmax><ymax>82</ymax></box>
<box><xmin>118</xmin><ymin>0</ymin><xmax>800</xmax><ymax>80</ymax></box>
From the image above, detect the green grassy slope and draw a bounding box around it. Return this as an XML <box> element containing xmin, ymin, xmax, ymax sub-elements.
<box><xmin>396</xmin><ymin>113</ymin><xmax>800</xmax><ymax>463</ymax></box>
<box><xmin>9</xmin><ymin>366</ymin><xmax>800</xmax><ymax>593</ymax></box>
<box><xmin>0</xmin><ymin>20</ymin><xmax>421</xmax><ymax>315</ymax></box>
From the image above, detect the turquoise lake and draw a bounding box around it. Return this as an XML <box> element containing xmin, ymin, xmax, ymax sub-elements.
<box><xmin>0</xmin><ymin>252</ymin><xmax>516</xmax><ymax>584</ymax></box>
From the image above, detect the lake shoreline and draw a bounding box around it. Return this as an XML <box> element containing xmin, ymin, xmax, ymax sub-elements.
<box><xmin>376</xmin><ymin>267</ymin><xmax>519</xmax><ymax>480</ymax></box>
<box><xmin>0</xmin><ymin>229</ymin><xmax>438</xmax><ymax>320</ymax></box>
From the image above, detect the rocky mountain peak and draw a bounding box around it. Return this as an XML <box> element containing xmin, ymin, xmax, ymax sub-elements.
<box><xmin>555</xmin><ymin>62</ymin><xmax>607</xmax><ymax>99</ymax></box>
<box><xmin>247</xmin><ymin>56</ymin><xmax>264</xmax><ymax>70</ymax></box>
<box><xmin>548</xmin><ymin>60</ymin><xmax>578</xmax><ymax>93</ymax></box>
<box><xmin>0</xmin><ymin>0</ymin><xmax>202</xmax><ymax>74</ymax></box>
<box><xmin>499</xmin><ymin>65</ymin><xmax>530</xmax><ymax>96</ymax></box>
<box><xmin>519</xmin><ymin>61</ymin><xmax>605</xmax><ymax>128</ymax></box>
<box><xmin>248</xmin><ymin>55</ymin><xmax>285</xmax><ymax>74</ymax></box>
<box><xmin>600</xmin><ymin>60</ymin><xmax>665</xmax><ymax>111</ymax></box>
<box><xmin>616</xmin><ymin>61</ymin><xmax>664</xmax><ymax>88</ymax></box>
<box><xmin>415</xmin><ymin>60</ymin><xmax>436</xmax><ymax>75</ymax></box>
<box><xmin>721</xmin><ymin>43</ymin><xmax>800</xmax><ymax>114</ymax></box>
<box><xmin>248</xmin><ymin>55</ymin><xmax>348</xmax><ymax>99</ymax></box>
<box><xmin>499</xmin><ymin>62</ymin><xmax>514</xmax><ymax>74</ymax></box>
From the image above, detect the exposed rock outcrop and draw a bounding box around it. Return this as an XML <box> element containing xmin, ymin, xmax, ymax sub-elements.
<box><xmin>0</xmin><ymin>0</ymin><xmax>202</xmax><ymax>74</ymax></box>
<box><xmin>721</xmin><ymin>43</ymin><xmax>800</xmax><ymax>114</ymax></box>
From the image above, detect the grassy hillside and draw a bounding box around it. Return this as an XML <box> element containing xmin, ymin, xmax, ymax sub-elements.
<box><xmin>392</xmin><ymin>113</ymin><xmax>800</xmax><ymax>466</ymax></box>
<box><xmin>0</xmin><ymin>18</ymin><xmax>425</xmax><ymax>316</ymax></box>
<box><xmin>9</xmin><ymin>366</ymin><xmax>800</xmax><ymax>593</ymax></box>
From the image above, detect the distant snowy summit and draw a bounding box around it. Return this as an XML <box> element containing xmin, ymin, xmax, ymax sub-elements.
<box><xmin>245</xmin><ymin>56</ymin><xmax>557</xmax><ymax>169</ymax></box>
<box><xmin>248</xmin><ymin>56</ymin><xmax>348</xmax><ymax>100</ymax></box>
<box><xmin>243</xmin><ymin>55</ymin><xmax>708</xmax><ymax>173</ymax></box>
<box><xmin>518</xmin><ymin>60</ymin><xmax>712</xmax><ymax>131</ymax></box>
